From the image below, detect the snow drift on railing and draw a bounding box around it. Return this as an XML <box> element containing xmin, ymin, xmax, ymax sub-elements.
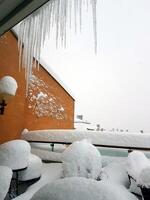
<box><xmin>22</xmin><ymin>129</ymin><xmax>150</xmax><ymax>149</ymax></box>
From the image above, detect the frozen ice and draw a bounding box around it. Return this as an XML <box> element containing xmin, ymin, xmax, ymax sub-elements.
<box><xmin>17</xmin><ymin>0</ymin><xmax>97</xmax><ymax>93</ymax></box>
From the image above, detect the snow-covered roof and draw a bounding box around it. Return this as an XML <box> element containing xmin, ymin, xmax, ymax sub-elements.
<box><xmin>39</xmin><ymin>59</ymin><xmax>75</xmax><ymax>100</ymax></box>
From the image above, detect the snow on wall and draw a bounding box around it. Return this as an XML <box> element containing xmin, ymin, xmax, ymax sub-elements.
<box><xmin>28</xmin><ymin>75</ymin><xmax>65</xmax><ymax>119</ymax></box>
<box><xmin>22</xmin><ymin>129</ymin><xmax>150</xmax><ymax>149</ymax></box>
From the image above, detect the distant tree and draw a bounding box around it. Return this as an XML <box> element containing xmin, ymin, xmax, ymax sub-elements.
<box><xmin>126</xmin><ymin>129</ymin><xmax>128</xmax><ymax>132</ymax></box>
<box><xmin>140</xmin><ymin>130</ymin><xmax>144</xmax><ymax>133</ymax></box>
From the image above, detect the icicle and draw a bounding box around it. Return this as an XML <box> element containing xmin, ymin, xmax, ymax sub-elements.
<box><xmin>17</xmin><ymin>0</ymin><xmax>98</xmax><ymax>95</ymax></box>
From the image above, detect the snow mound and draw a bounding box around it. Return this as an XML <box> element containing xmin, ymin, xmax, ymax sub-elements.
<box><xmin>31</xmin><ymin>177</ymin><xmax>138</xmax><ymax>200</ymax></box>
<box><xmin>127</xmin><ymin>151</ymin><xmax>150</xmax><ymax>178</ymax></box>
<box><xmin>18</xmin><ymin>154</ymin><xmax>42</xmax><ymax>181</ymax></box>
<box><xmin>101</xmin><ymin>161</ymin><xmax>129</xmax><ymax>188</ymax></box>
<box><xmin>138</xmin><ymin>166</ymin><xmax>150</xmax><ymax>188</ymax></box>
<box><xmin>0</xmin><ymin>76</ymin><xmax>18</xmax><ymax>96</ymax></box>
<box><xmin>127</xmin><ymin>151</ymin><xmax>150</xmax><ymax>187</ymax></box>
<box><xmin>61</xmin><ymin>139</ymin><xmax>102</xmax><ymax>179</ymax></box>
<box><xmin>0</xmin><ymin>139</ymin><xmax>31</xmax><ymax>170</ymax></box>
<box><xmin>0</xmin><ymin>165</ymin><xmax>12</xmax><ymax>200</ymax></box>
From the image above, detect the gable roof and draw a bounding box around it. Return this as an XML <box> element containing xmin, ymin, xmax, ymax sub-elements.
<box><xmin>11</xmin><ymin>29</ymin><xmax>75</xmax><ymax>100</ymax></box>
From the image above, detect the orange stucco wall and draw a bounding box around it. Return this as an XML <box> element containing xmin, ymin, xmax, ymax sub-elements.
<box><xmin>0</xmin><ymin>31</ymin><xmax>74</xmax><ymax>143</ymax></box>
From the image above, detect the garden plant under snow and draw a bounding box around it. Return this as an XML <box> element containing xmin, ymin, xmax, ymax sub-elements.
<box><xmin>61</xmin><ymin>139</ymin><xmax>102</xmax><ymax>179</ymax></box>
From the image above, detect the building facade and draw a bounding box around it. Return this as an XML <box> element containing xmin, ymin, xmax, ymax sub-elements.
<box><xmin>0</xmin><ymin>31</ymin><xmax>74</xmax><ymax>143</ymax></box>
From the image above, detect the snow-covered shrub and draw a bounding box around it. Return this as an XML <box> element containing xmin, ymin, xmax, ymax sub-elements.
<box><xmin>18</xmin><ymin>154</ymin><xmax>42</xmax><ymax>181</ymax></box>
<box><xmin>0</xmin><ymin>139</ymin><xmax>31</xmax><ymax>170</ymax></box>
<box><xmin>61</xmin><ymin>139</ymin><xmax>102</xmax><ymax>179</ymax></box>
<box><xmin>101</xmin><ymin>161</ymin><xmax>129</xmax><ymax>188</ymax></box>
<box><xmin>138</xmin><ymin>166</ymin><xmax>150</xmax><ymax>188</ymax></box>
<box><xmin>31</xmin><ymin>177</ymin><xmax>138</xmax><ymax>200</ymax></box>
<box><xmin>127</xmin><ymin>151</ymin><xmax>150</xmax><ymax>185</ymax></box>
<box><xmin>127</xmin><ymin>150</ymin><xmax>150</xmax><ymax>195</ymax></box>
<box><xmin>0</xmin><ymin>165</ymin><xmax>12</xmax><ymax>200</ymax></box>
<box><xmin>127</xmin><ymin>151</ymin><xmax>150</xmax><ymax>181</ymax></box>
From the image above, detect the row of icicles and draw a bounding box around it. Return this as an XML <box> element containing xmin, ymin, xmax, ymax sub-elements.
<box><xmin>17</xmin><ymin>0</ymin><xmax>97</xmax><ymax>95</ymax></box>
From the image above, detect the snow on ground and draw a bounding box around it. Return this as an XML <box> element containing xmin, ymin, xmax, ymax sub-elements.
<box><xmin>0</xmin><ymin>140</ymin><xmax>31</xmax><ymax>170</ymax></box>
<box><xmin>31</xmin><ymin>148</ymin><xmax>62</xmax><ymax>162</ymax></box>
<box><xmin>22</xmin><ymin>129</ymin><xmax>150</xmax><ymax>148</ymax></box>
<box><xmin>101</xmin><ymin>161</ymin><xmax>129</xmax><ymax>188</ymax></box>
<box><xmin>0</xmin><ymin>165</ymin><xmax>12</xmax><ymax>200</ymax></box>
<box><xmin>13</xmin><ymin>163</ymin><xmax>63</xmax><ymax>200</ymax></box>
<box><xmin>61</xmin><ymin>139</ymin><xmax>102</xmax><ymax>179</ymax></box>
<box><xmin>31</xmin><ymin>177</ymin><xmax>138</xmax><ymax>200</ymax></box>
<box><xmin>30</xmin><ymin>143</ymin><xmax>65</xmax><ymax>162</ymax></box>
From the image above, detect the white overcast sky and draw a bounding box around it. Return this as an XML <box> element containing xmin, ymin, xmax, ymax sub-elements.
<box><xmin>41</xmin><ymin>0</ymin><xmax>150</xmax><ymax>132</ymax></box>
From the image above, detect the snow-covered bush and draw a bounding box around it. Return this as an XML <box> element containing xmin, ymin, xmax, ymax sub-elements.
<box><xmin>61</xmin><ymin>139</ymin><xmax>102</xmax><ymax>179</ymax></box>
<box><xmin>0</xmin><ymin>139</ymin><xmax>31</xmax><ymax>170</ymax></box>
<box><xmin>31</xmin><ymin>177</ymin><xmax>138</xmax><ymax>200</ymax></box>
<box><xmin>0</xmin><ymin>165</ymin><xmax>12</xmax><ymax>200</ymax></box>
<box><xmin>18</xmin><ymin>154</ymin><xmax>42</xmax><ymax>181</ymax></box>
<box><xmin>127</xmin><ymin>150</ymin><xmax>150</xmax><ymax>195</ymax></box>
<box><xmin>127</xmin><ymin>151</ymin><xmax>150</xmax><ymax>186</ymax></box>
<box><xmin>101</xmin><ymin>161</ymin><xmax>129</xmax><ymax>188</ymax></box>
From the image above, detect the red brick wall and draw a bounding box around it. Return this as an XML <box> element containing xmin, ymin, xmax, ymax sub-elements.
<box><xmin>0</xmin><ymin>31</ymin><xmax>74</xmax><ymax>143</ymax></box>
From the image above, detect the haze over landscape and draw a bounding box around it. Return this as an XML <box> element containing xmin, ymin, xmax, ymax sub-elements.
<box><xmin>41</xmin><ymin>0</ymin><xmax>150</xmax><ymax>133</ymax></box>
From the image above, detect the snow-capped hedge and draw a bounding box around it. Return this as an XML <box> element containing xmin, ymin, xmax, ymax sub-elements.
<box><xmin>0</xmin><ymin>139</ymin><xmax>31</xmax><ymax>170</ymax></box>
<box><xmin>61</xmin><ymin>139</ymin><xmax>102</xmax><ymax>179</ymax></box>
<box><xmin>0</xmin><ymin>166</ymin><xmax>12</xmax><ymax>200</ymax></box>
<box><xmin>18</xmin><ymin>154</ymin><xmax>42</xmax><ymax>181</ymax></box>
<box><xmin>127</xmin><ymin>151</ymin><xmax>150</xmax><ymax>188</ymax></box>
<box><xmin>31</xmin><ymin>177</ymin><xmax>138</xmax><ymax>200</ymax></box>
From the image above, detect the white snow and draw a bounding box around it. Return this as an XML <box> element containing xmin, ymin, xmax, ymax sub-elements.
<box><xmin>0</xmin><ymin>76</ymin><xmax>18</xmax><ymax>97</ymax></box>
<box><xmin>31</xmin><ymin>148</ymin><xmax>62</xmax><ymax>162</ymax></box>
<box><xmin>22</xmin><ymin>129</ymin><xmax>150</xmax><ymax>149</ymax></box>
<box><xmin>0</xmin><ymin>139</ymin><xmax>31</xmax><ymax>170</ymax></box>
<box><xmin>0</xmin><ymin>165</ymin><xmax>12</xmax><ymax>200</ymax></box>
<box><xmin>36</xmin><ymin>92</ymin><xmax>47</xmax><ymax>100</ymax></box>
<box><xmin>18</xmin><ymin>154</ymin><xmax>42</xmax><ymax>181</ymax></box>
<box><xmin>31</xmin><ymin>177</ymin><xmax>138</xmax><ymax>200</ymax></box>
<box><xmin>28</xmin><ymin>75</ymin><xmax>65</xmax><ymax>119</ymax></box>
<box><xmin>101</xmin><ymin>161</ymin><xmax>129</xmax><ymax>188</ymax></box>
<box><xmin>13</xmin><ymin>163</ymin><xmax>63</xmax><ymax>200</ymax></box>
<box><xmin>127</xmin><ymin>151</ymin><xmax>150</xmax><ymax>188</ymax></box>
<box><xmin>61</xmin><ymin>139</ymin><xmax>102</xmax><ymax>179</ymax></box>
